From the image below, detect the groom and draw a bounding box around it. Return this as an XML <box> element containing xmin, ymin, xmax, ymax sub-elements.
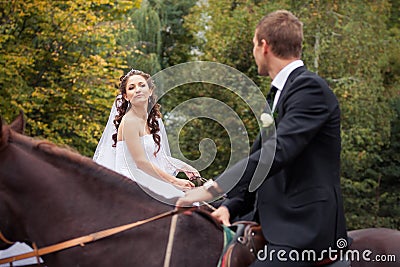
<box><xmin>177</xmin><ymin>10</ymin><xmax>348</xmax><ymax>266</ymax></box>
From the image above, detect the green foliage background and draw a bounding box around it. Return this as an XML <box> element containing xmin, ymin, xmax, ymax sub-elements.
<box><xmin>1</xmin><ymin>0</ymin><xmax>399</xmax><ymax>230</ymax></box>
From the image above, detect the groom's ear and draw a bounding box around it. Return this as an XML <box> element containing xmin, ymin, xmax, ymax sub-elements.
<box><xmin>262</xmin><ymin>39</ymin><xmax>269</xmax><ymax>53</ymax></box>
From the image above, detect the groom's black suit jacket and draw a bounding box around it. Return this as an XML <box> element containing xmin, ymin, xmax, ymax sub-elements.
<box><xmin>217</xmin><ymin>66</ymin><xmax>347</xmax><ymax>252</ymax></box>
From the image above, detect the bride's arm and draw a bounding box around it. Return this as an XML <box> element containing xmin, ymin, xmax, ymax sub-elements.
<box><xmin>122</xmin><ymin>117</ymin><xmax>194</xmax><ymax>189</ymax></box>
<box><xmin>163</xmin><ymin>155</ymin><xmax>200</xmax><ymax>179</ymax></box>
<box><xmin>156</xmin><ymin>117</ymin><xmax>199</xmax><ymax>178</ymax></box>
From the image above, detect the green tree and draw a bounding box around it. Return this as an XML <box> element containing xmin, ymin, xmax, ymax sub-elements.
<box><xmin>0</xmin><ymin>0</ymin><xmax>141</xmax><ymax>156</ymax></box>
<box><xmin>147</xmin><ymin>0</ymin><xmax>197</xmax><ymax>68</ymax></box>
<box><xmin>123</xmin><ymin>0</ymin><xmax>163</xmax><ymax>74</ymax></box>
<box><xmin>296</xmin><ymin>0</ymin><xmax>398</xmax><ymax>229</ymax></box>
<box><xmin>162</xmin><ymin>0</ymin><xmax>275</xmax><ymax>178</ymax></box>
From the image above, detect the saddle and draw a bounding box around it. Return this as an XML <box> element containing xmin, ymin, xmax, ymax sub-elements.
<box><xmin>220</xmin><ymin>221</ymin><xmax>267</xmax><ymax>267</ymax></box>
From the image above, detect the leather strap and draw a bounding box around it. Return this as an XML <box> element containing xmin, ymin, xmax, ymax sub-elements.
<box><xmin>0</xmin><ymin>208</ymin><xmax>189</xmax><ymax>265</ymax></box>
<box><xmin>163</xmin><ymin>214</ymin><xmax>178</xmax><ymax>267</ymax></box>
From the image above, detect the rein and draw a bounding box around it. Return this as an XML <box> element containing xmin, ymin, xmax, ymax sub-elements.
<box><xmin>0</xmin><ymin>207</ymin><xmax>191</xmax><ymax>265</ymax></box>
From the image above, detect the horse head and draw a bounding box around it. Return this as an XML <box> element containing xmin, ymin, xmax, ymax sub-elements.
<box><xmin>0</xmin><ymin>111</ymin><xmax>28</xmax><ymax>250</ymax></box>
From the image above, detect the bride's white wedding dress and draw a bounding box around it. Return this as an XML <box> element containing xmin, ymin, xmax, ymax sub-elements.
<box><xmin>115</xmin><ymin>136</ymin><xmax>185</xmax><ymax>199</ymax></box>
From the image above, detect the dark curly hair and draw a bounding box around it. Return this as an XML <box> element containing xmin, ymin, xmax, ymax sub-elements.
<box><xmin>112</xmin><ymin>69</ymin><xmax>161</xmax><ymax>156</ymax></box>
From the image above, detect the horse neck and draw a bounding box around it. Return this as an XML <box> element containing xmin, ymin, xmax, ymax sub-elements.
<box><xmin>1</xmin><ymin>131</ymin><xmax>170</xmax><ymax>246</ymax></box>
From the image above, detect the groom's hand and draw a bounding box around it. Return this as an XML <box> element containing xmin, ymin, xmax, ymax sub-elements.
<box><xmin>175</xmin><ymin>186</ymin><xmax>213</xmax><ymax>207</ymax></box>
<box><xmin>211</xmin><ymin>206</ymin><xmax>231</xmax><ymax>226</ymax></box>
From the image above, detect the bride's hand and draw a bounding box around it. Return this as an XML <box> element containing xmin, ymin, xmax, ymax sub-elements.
<box><xmin>179</xmin><ymin>165</ymin><xmax>200</xmax><ymax>179</ymax></box>
<box><xmin>172</xmin><ymin>178</ymin><xmax>195</xmax><ymax>191</ymax></box>
<box><xmin>183</xmin><ymin>170</ymin><xmax>200</xmax><ymax>179</ymax></box>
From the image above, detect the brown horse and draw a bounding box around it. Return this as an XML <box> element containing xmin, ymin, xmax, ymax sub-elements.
<box><xmin>347</xmin><ymin>228</ymin><xmax>400</xmax><ymax>267</ymax></box>
<box><xmin>1</xmin><ymin>114</ymin><xmax>399</xmax><ymax>267</ymax></box>
<box><xmin>0</xmin><ymin>113</ymin><xmax>223</xmax><ymax>267</ymax></box>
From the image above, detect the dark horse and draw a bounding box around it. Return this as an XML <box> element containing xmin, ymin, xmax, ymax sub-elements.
<box><xmin>347</xmin><ymin>228</ymin><xmax>399</xmax><ymax>267</ymax></box>
<box><xmin>1</xmin><ymin>114</ymin><xmax>399</xmax><ymax>267</ymax></box>
<box><xmin>0</xmin><ymin>113</ymin><xmax>223</xmax><ymax>267</ymax></box>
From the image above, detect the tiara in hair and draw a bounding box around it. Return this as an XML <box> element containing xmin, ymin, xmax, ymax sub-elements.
<box><xmin>122</xmin><ymin>69</ymin><xmax>143</xmax><ymax>81</ymax></box>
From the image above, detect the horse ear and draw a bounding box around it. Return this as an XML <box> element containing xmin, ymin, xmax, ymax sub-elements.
<box><xmin>0</xmin><ymin>116</ymin><xmax>3</xmax><ymax>139</ymax></box>
<box><xmin>10</xmin><ymin>111</ymin><xmax>25</xmax><ymax>134</ymax></box>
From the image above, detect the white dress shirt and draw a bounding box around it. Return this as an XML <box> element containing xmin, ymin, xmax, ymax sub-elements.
<box><xmin>270</xmin><ymin>60</ymin><xmax>304</xmax><ymax>112</ymax></box>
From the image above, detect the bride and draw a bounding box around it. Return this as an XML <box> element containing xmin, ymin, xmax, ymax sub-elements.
<box><xmin>93</xmin><ymin>69</ymin><xmax>198</xmax><ymax>199</ymax></box>
<box><xmin>0</xmin><ymin>69</ymin><xmax>198</xmax><ymax>266</ymax></box>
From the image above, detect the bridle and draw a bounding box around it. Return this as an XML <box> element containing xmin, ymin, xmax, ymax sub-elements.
<box><xmin>0</xmin><ymin>231</ymin><xmax>14</xmax><ymax>245</ymax></box>
<box><xmin>0</xmin><ymin>207</ymin><xmax>193</xmax><ymax>266</ymax></box>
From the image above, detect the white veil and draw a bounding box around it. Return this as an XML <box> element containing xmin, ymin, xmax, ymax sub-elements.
<box><xmin>93</xmin><ymin>100</ymin><xmax>118</xmax><ymax>170</ymax></box>
<box><xmin>93</xmin><ymin>97</ymin><xmax>173</xmax><ymax>170</ymax></box>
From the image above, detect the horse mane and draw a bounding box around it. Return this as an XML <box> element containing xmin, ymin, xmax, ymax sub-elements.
<box><xmin>9</xmin><ymin>127</ymin><xmax>132</xmax><ymax>187</ymax></box>
<box><xmin>5</xmin><ymin>122</ymin><xmax>179</xmax><ymax>206</ymax></box>
<box><xmin>0</xmin><ymin>112</ymin><xmax>128</xmax><ymax>186</ymax></box>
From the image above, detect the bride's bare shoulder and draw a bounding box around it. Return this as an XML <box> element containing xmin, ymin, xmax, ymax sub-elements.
<box><xmin>118</xmin><ymin>114</ymin><xmax>141</xmax><ymax>137</ymax></box>
<box><xmin>122</xmin><ymin>112</ymin><xmax>141</xmax><ymax>124</ymax></box>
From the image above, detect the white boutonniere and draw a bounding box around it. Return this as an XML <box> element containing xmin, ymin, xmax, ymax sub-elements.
<box><xmin>260</xmin><ymin>112</ymin><xmax>274</xmax><ymax>128</ymax></box>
